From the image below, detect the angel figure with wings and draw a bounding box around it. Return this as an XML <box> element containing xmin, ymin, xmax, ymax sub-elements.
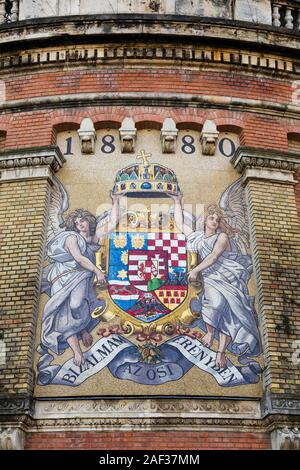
<box><xmin>38</xmin><ymin>177</ymin><xmax>122</xmax><ymax>377</ymax></box>
<box><xmin>170</xmin><ymin>179</ymin><xmax>261</xmax><ymax>370</ymax></box>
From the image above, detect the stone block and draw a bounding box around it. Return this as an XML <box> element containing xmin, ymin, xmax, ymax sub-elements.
<box><xmin>234</xmin><ymin>0</ymin><xmax>272</xmax><ymax>25</ymax></box>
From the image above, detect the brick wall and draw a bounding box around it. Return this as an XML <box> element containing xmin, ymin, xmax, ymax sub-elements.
<box><xmin>1</xmin><ymin>65</ymin><xmax>299</xmax><ymax>153</ymax></box>
<box><xmin>4</xmin><ymin>69</ymin><xmax>292</xmax><ymax>104</ymax></box>
<box><xmin>25</xmin><ymin>431</ymin><xmax>271</xmax><ymax>450</ymax></box>
<box><xmin>0</xmin><ymin>105</ymin><xmax>294</xmax><ymax>151</ymax></box>
<box><xmin>246</xmin><ymin>179</ymin><xmax>300</xmax><ymax>394</ymax></box>
<box><xmin>0</xmin><ymin>179</ymin><xmax>50</xmax><ymax>396</ymax></box>
<box><xmin>295</xmin><ymin>170</ymin><xmax>300</xmax><ymax>225</ymax></box>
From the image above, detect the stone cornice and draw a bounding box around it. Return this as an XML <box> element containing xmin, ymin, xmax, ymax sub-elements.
<box><xmin>0</xmin><ymin>93</ymin><xmax>300</xmax><ymax>120</ymax></box>
<box><xmin>0</xmin><ymin>146</ymin><xmax>66</xmax><ymax>173</ymax></box>
<box><xmin>0</xmin><ymin>146</ymin><xmax>66</xmax><ymax>183</ymax></box>
<box><xmin>231</xmin><ymin>147</ymin><xmax>300</xmax><ymax>175</ymax></box>
<box><xmin>0</xmin><ymin>43</ymin><xmax>296</xmax><ymax>77</ymax></box>
<box><xmin>0</xmin><ymin>15</ymin><xmax>299</xmax><ymax>56</ymax></box>
<box><xmin>261</xmin><ymin>393</ymin><xmax>300</xmax><ymax>418</ymax></box>
<box><xmin>29</xmin><ymin>418</ymin><xmax>263</xmax><ymax>432</ymax></box>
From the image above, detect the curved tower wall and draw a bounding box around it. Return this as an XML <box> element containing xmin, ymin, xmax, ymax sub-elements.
<box><xmin>17</xmin><ymin>1</ymin><xmax>272</xmax><ymax>23</ymax></box>
<box><xmin>0</xmin><ymin>0</ymin><xmax>300</xmax><ymax>451</ymax></box>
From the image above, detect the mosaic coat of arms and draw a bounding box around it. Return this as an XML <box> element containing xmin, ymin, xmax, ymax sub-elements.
<box><xmin>37</xmin><ymin>151</ymin><xmax>262</xmax><ymax>388</ymax></box>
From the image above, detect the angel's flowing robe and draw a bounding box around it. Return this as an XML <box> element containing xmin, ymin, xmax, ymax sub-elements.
<box><xmin>187</xmin><ymin>232</ymin><xmax>261</xmax><ymax>360</ymax></box>
<box><xmin>39</xmin><ymin>231</ymin><xmax>103</xmax><ymax>357</ymax></box>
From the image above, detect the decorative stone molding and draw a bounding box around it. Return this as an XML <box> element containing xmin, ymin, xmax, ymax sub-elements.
<box><xmin>28</xmin><ymin>414</ymin><xmax>265</xmax><ymax>432</ymax></box>
<box><xmin>78</xmin><ymin>117</ymin><xmax>96</xmax><ymax>154</ymax></box>
<box><xmin>261</xmin><ymin>393</ymin><xmax>300</xmax><ymax>418</ymax></box>
<box><xmin>0</xmin><ymin>427</ymin><xmax>25</xmax><ymax>450</ymax></box>
<box><xmin>200</xmin><ymin>120</ymin><xmax>219</xmax><ymax>156</ymax></box>
<box><xmin>119</xmin><ymin>117</ymin><xmax>137</xmax><ymax>153</ymax></box>
<box><xmin>31</xmin><ymin>397</ymin><xmax>262</xmax><ymax>432</ymax></box>
<box><xmin>0</xmin><ymin>43</ymin><xmax>295</xmax><ymax>75</ymax></box>
<box><xmin>160</xmin><ymin>118</ymin><xmax>178</xmax><ymax>153</ymax></box>
<box><xmin>34</xmin><ymin>398</ymin><xmax>261</xmax><ymax>421</ymax></box>
<box><xmin>30</xmin><ymin>418</ymin><xmax>265</xmax><ymax>433</ymax></box>
<box><xmin>231</xmin><ymin>146</ymin><xmax>300</xmax><ymax>184</ymax></box>
<box><xmin>0</xmin><ymin>146</ymin><xmax>66</xmax><ymax>183</ymax></box>
<box><xmin>0</xmin><ymin>396</ymin><xmax>34</xmax><ymax>416</ymax></box>
<box><xmin>271</xmin><ymin>427</ymin><xmax>300</xmax><ymax>450</ymax></box>
<box><xmin>31</xmin><ymin>398</ymin><xmax>262</xmax><ymax>433</ymax></box>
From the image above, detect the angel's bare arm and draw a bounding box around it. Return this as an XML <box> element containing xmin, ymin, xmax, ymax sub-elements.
<box><xmin>65</xmin><ymin>235</ymin><xmax>105</xmax><ymax>284</ymax></box>
<box><xmin>107</xmin><ymin>193</ymin><xmax>121</xmax><ymax>232</ymax></box>
<box><xmin>189</xmin><ymin>233</ymin><xmax>229</xmax><ymax>281</ymax></box>
<box><xmin>171</xmin><ymin>194</ymin><xmax>193</xmax><ymax>237</ymax></box>
<box><xmin>95</xmin><ymin>194</ymin><xmax>121</xmax><ymax>240</ymax></box>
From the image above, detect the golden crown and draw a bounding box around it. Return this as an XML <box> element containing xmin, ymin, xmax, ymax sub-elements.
<box><xmin>112</xmin><ymin>150</ymin><xmax>180</xmax><ymax>198</ymax></box>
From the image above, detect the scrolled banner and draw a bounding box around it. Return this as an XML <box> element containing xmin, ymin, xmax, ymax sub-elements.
<box><xmin>37</xmin><ymin>334</ymin><xmax>261</xmax><ymax>387</ymax></box>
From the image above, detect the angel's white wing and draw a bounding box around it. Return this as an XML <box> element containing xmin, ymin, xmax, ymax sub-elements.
<box><xmin>219</xmin><ymin>178</ymin><xmax>250</xmax><ymax>254</ymax></box>
<box><xmin>184</xmin><ymin>210</ymin><xmax>196</xmax><ymax>231</ymax></box>
<box><xmin>46</xmin><ymin>176</ymin><xmax>69</xmax><ymax>244</ymax></box>
<box><xmin>96</xmin><ymin>210</ymin><xmax>111</xmax><ymax>231</ymax></box>
<box><xmin>169</xmin><ymin>207</ymin><xmax>196</xmax><ymax>232</ymax></box>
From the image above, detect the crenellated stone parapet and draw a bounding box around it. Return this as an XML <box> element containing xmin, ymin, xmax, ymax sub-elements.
<box><xmin>16</xmin><ymin>1</ymin><xmax>272</xmax><ymax>24</ymax></box>
<box><xmin>1</xmin><ymin>1</ymin><xmax>300</xmax><ymax>34</ymax></box>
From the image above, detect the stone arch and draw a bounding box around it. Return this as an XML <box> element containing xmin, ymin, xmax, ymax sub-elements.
<box><xmin>89</xmin><ymin>109</ymin><xmax>128</xmax><ymax>127</ymax></box>
<box><xmin>134</xmin><ymin>113</ymin><xmax>164</xmax><ymax>129</ymax></box>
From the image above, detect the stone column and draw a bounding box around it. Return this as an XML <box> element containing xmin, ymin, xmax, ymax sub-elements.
<box><xmin>0</xmin><ymin>146</ymin><xmax>65</xmax><ymax>448</ymax></box>
<box><xmin>11</xmin><ymin>1</ymin><xmax>19</xmax><ymax>22</ymax></box>
<box><xmin>231</xmin><ymin>147</ymin><xmax>300</xmax><ymax>449</ymax></box>
<box><xmin>272</xmin><ymin>4</ymin><xmax>281</xmax><ymax>27</ymax></box>
<box><xmin>284</xmin><ymin>7</ymin><xmax>294</xmax><ymax>29</ymax></box>
<box><xmin>0</xmin><ymin>1</ymin><xmax>6</xmax><ymax>24</ymax></box>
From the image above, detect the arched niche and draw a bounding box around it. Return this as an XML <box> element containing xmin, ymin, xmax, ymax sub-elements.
<box><xmin>0</xmin><ymin>130</ymin><xmax>7</xmax><ymax>151</ymax></box>
<box><xmin>288</xmin><ymin>133</ymin><xmax>300</xmax><ymax>153</ymax></box>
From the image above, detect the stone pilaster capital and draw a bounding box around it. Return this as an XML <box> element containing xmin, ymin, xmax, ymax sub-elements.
<box><xmin>231</xmin><ymin>147</ymin><xmax>300</xmax><ymax>184</ymax></box>
<box><xmin>271</xmin><ymin>426</ymin><xmax>300</xmax><ymax>450</ymax></box>
<box><xmin>0</xmin><ymin>146</ymin><xmax>66</xmax><ymax>183</ymax></box>
<box><xmin>0</xmin><ymin>427</ymin><xmax>25</xmax><ymax>450</ymax></box>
